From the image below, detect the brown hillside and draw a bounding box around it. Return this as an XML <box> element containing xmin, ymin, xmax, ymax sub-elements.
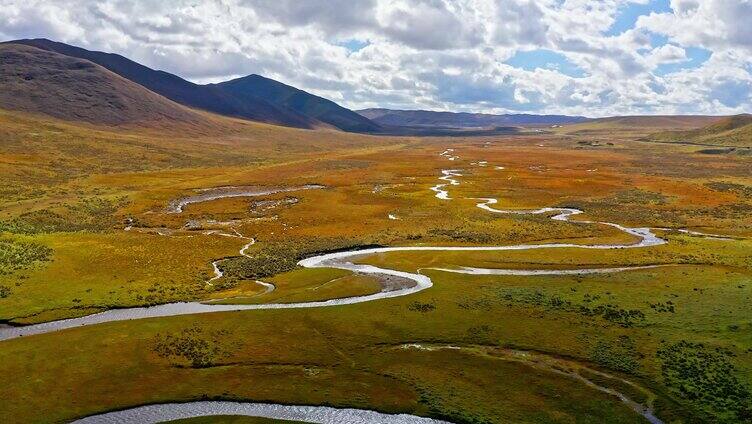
<box><xmin>589</xmin><ymin>115</ymin><xmax>720</xmax><ymax>129</ymax></box>
<box><xmin>0</xmin><ymin>43</ymin><xmax>210</xmax><ymax>127</ymax></box>
<box><xmin>696</xmin><ymin>114</ymin><xmax>752</xmax><ymax>134</ymax></box>
<box><xmin>647</xmin><ymin>114</ymin><xmax>752</xmax><ymax>147</ymax></box>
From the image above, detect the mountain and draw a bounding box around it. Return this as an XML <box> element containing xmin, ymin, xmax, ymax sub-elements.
<box><xmin>358</xmin><ymin>108</ymin><xmax>590</xmax><ymax>127</ymax></box>
<box><xmin>0</xmin><ymin>43</ymin><xmax>210</xmax><ymax>127</ymax></box>
<box><xmin>6</xmin><ymin>38</ymin><xmax>323</xmax><ymax>129</ymax></box>
<box><xmin>647</xmin><ymin>114</ymin><xmax>752</xmax><ymax>147</ymax></box>
<box><xmin>217</xmin><ymin>75</ymin><xmax>381</xmax><ymax>133</ymax></box>
<box><xmin>6</xmin><ymin>39</ymin><xmax>381</xmax><ymax>132</ymax></box>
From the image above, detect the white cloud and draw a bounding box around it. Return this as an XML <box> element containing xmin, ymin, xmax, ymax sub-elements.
<box><xmin>0</xmin><ymin>0</ymin><xmax>750</xmax><ymax>116</ymax></box>
<box><xmin>638</xmin><ymin>0</ymin><xmax>752</xmax><ymax>53</ymax></box>
<box><xmin>647</xmin><ymin>44</ymin><xmax>687</xmax><ymax>66</ymax></box>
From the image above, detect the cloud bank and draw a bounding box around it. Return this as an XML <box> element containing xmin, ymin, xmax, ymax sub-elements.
<box><xmin>2</xmin><ymin>0</ymin><xmax>751</xmax><ymax>116</ymax></box>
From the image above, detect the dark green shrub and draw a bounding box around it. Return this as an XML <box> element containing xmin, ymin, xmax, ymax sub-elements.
<box><xmin>657</xmin><ymin>341</ymin><xmax>751</xmax><ymax>421</ymax></box>
<box><xmin>0</xmin><ymin>239</ymin><xmax>52</xmax><ymax>275</ymax></box>
<box><xmin>152</xmin><ymin>325</ymin><xmax>237</xmax><ymax>368</ymax></box>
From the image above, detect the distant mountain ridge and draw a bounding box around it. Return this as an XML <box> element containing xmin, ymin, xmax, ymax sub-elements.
<box><xmin>2</xmin><ymin>38</ymin><xmax>745</xmax><ymax>139</ymax></box>
<box><xmin>4</xmin><ymin>38</ymin><xmax>380</xmax><ymax>132</ymax></box>
<box><xmin>358</xmin><ymin>108</ymin><xmax>590</xmax><ymax>127</ymax></box>
<box><xmin>215</xmin><ymin>75</ymin><xmax>380</xmax><ymax>133</ymax></box>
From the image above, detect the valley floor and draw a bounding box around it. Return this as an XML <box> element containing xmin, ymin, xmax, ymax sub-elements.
<box><xmin>0</xmin><ymin>111</ymin><xmax>751</xmax><ymax>423</ymax></box>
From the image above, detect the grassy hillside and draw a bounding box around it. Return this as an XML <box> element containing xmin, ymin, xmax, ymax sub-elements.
<box><xmin>648</xmin><ymin>114</ymin><xmax>752</xmax><ymax>147</ymax></box>
<box><xmin>559</xmin><ymin>115</ymin><xmax>719</xmax><ymax>133</ymax></box>
<box><xmin>597</xmin><ymin>115</ymin><xmax>720</xmax><ymax>128</ymax></box>
<box><xmin>217</xmin><ymin>75</ymin><xmax>382</xmax><ymax>133</ymax></box>
<box><xmin>0</xmin><ymin>44</ymin><xmax>210</xmax><ymax>127</ymax></box>
<box><xmin>0</xmin><ymin>107</ymin><xmax>406</xmax><ymax>210</ymax></box>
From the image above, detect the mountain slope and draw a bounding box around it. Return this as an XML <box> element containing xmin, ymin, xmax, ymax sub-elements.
<box><xmin>217</xmin><ymin>75</ymin><xmax>381</xmax><ymax>133</ymax></box>
<box><xmin>647</xmin><ymin>114</ymin><xmax>752</xmax><ymax>147</ymax></box>
<box><xmin>358</xmin><ymin>108</ymin><xmax>589</xmax><ymax>127</ymax></box>
<box><xmin>589</xmin><ymin>115</ymin><xmax>721</xmax><ymax>129</ymax></box>
<box><xmin>6</xmin><ymin>38</ymin><xmax>323</xmax><ymax>129</ymax></box>
<box><xmin>0</xmin><ymin>43</ymin><xmax>210</xmax><ymax>126</ymax></box>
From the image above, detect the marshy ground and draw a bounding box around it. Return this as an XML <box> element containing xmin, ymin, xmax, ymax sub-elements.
<box><xmin>0</xmin><ymin>110</ymin><xmax>750</xmax><ymax>423</ymax></box>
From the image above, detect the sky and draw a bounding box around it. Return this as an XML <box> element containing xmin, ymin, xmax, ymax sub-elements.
<box><xmin>1</xmin><ymin>0</ymin><xmax>751</xmax><ymax>117</ymax></box>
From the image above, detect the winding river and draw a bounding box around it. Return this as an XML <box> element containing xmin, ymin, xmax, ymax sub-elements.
<box><xmin>0</xmin><ymin>159</ymin><xmax>669</xmax><ymax>341</ymax></box>
<box><xmin>4</xmin><ymin>150</ymin><xmax>719</xmax><ymax>423</ymax></box>
<box><xmin>71</xmin><ymin>402</ymin><xmax>449</xmax><ymax>424</ymax></box>
<box><xmin>0</xmin><ymin>226</ymin><xmax>665</xmax><ymax>342</ymax></box>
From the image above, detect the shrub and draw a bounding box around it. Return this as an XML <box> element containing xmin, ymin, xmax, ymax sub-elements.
<box><xmin>221</xmin><ymin>237</ymin><xmax>373</xmax><ymax>283</ymax></box>
<box><xmin>408</xmin><ymin>301</ymin><xmax>436</xmax><ymax>312</ymax></box>
<box><xmin>0</xmin><ymin>197</ymin><xmax>127</xmax><ymax>234</ymax></box>
<box><xmin>657</xmin><ymin>341</ymin><xmax>751</xmax><ymax>421</ymax></box>
<box><xmin>152</xmin><ymin>325</ymin><xmax>237</xmax><ymax>368</ymax></box>
<box><xmin>589</xmin><ymin>335</ymin><xmax>641</xmax><ymax>373</ymax></box>
<box><xmin>0</xmin><ymin>239</ymin><xmax>52</xmax><ymax>275</ymax></box>
<box><xmin>498</xmin><ymin>289</ymin><xmax>646</xmax><ymax>328</ymax></box>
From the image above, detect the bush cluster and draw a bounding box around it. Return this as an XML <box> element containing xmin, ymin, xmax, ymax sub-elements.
<box><xmin>408</xmin><ymin>301</ymin><xmax>436</xmax><ymax>312</ymax></box>
<box><xmin>220</xmin><ymin>237</ymin><xmax>373</xmax><ymax>284</ymax></box>
<box><xmin>152</xmin><ymin>325</ymin><xmax>237</xmax><ymax>368</ymax></box>
<box><xmin>428</xmin><ymin>227</ymin><xmax>493</xmax><ymax>244</ymax></box>
<box><xmin>657</xmin><ymin>340</ymin><xmax>751</xmax><ymax>421</ymax></box>
<box><xmin>498</xmin><ymin>289</ymin><xmax>646</xmax><ymax>328</ymax></box>
<box><xmin>705</xmin><ymin>181</ymin><xmax>752</xmax><ymax>198</ymax></box>
<box><xmin>648</xmin><ymin>301</ymin><xmax>676</xmax><ymax>313</ymax></box>
<box><xmin>589</xmin><ymin>335</ymin><xmax>641</xmax><ymax>373</ymax></box>
<box><xmin>0</xmin><ymin>239</ymin><xmax>52</xmax><ymax>276</ymax></box>
<box><xmin>0</xmin><ymin>197</ymin><xmax>127</xmax><ymax>234</ymax></box>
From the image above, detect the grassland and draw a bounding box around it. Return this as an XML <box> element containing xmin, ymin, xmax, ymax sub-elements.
<box><xmin>0</xmin><ymin>109</ymin><xmax>751</xmax><ymax>423</ymax></box>
<box><xmin>646</xmin><ymin>115</ymin><xmax>752</xmax><ymax>148</ymax></box>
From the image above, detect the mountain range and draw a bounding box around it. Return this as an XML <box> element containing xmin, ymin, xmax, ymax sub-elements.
<box><xmin>3</xmin><ymin>38</ymin><xmax>379</xmax><ymax>132</ymax></box>
<box><xmin>0</xmin><ymin>38</ymin><xmax>599</xmax><ymax>134</ymax></box>
<box><xmin>358</xmin><ymin>108</ymin><xmax>589</xmax><ymax>127</ymax></box>
<box><xmin>1</xmin><ymin>38</ymin><xmax>745</xmax><ymax>144</ymax></box>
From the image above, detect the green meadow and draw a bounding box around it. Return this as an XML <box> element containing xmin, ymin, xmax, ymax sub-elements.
<box><xmin>1</xmin><ymin>110</ymin><xmax>751</xmax><ymax>423</ymax></box>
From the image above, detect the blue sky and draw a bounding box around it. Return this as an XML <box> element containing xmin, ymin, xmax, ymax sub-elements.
<box><xmin>654</xmin><ymin>47</ymin><xmax>712</xmax><ymax>76</ymax></box>
<box><xmin>1</xmin><ymin>0</ymin><xmax>750</xmax><ymax>116</ymax></box>
<box><xmin>338</xmin><ymin>39</ymin><xmax>370</xmax><ymax>53</ymax></box>
<box><xmin>605</xmin><ymin>0</ymin><xmax>672</xmax><ymax>36</ymax></box>
<box><xmin>505</xmin><ymin>1</ymin><xmax>710</xmax><ymax>81</ymax></box>
<box><xmin>505</xmin><ymin>50</ymin><xmax>587</xmax><ymax>78</ymax></box>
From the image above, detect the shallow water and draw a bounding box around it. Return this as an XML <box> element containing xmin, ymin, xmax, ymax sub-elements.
<box><xmin>430</xmin><ymin>265</ymin><xmax>664</xmax><ymax>276</ymax></box>
<box><xmin>429</xmin><ymin>169</ymin><xmax>462</xmax><ymax>200</ymax></box>
<box><xmin>168</xmin><ymin>185</ymin><xmax>324</xmax><ymax>213</ymax></box>
<box><xmin>71</xmin><ymin>401</ymin><xmax>450</xmax><ymax>424</ymax></box>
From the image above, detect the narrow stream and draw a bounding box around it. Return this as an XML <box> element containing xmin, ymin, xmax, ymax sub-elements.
<box><xmin>168</xmin><ymin>185</ymin><xmax>324</xmax><ymax>213</ymax></box>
